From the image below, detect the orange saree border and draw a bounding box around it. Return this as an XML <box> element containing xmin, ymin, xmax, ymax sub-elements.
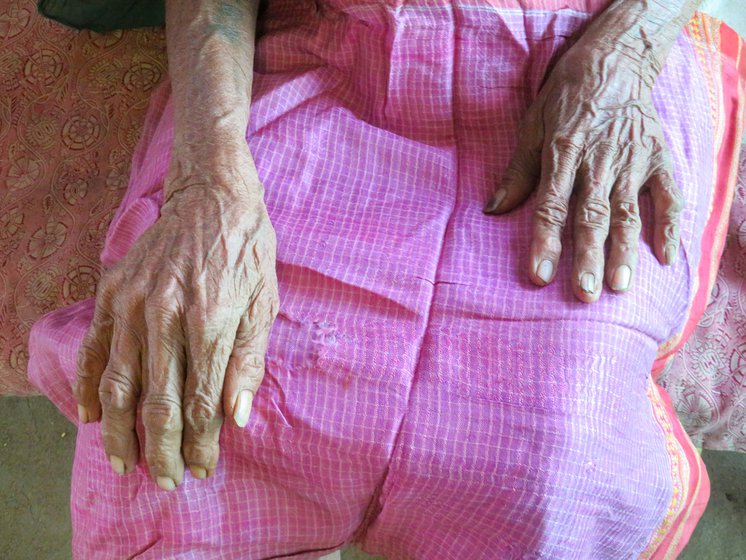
<box><xmin>641</xmin><ymin>14</ymin><xmax>746</xmax><ymax>560</ymax></box>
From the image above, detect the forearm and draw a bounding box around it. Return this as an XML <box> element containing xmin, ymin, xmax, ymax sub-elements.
<box><xmin>165</xmin><ymin>0</ymin><xmax>259</xmax><ymax>193</ymax></box>
<box><xmin>571</xmin><ymin>0</ymin><xmax>703</xmax><ymax>84</ymax></box>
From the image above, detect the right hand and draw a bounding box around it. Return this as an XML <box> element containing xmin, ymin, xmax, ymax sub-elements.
<box><xmin>74</xmin><ymin>146</ymin><xmax>280</xmax><ymax>490</ymax></box>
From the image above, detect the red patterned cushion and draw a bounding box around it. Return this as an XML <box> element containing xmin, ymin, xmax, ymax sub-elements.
<box><xmin>0</xmin><ymin>0</ymin><xmax>167</xmax><ymax>394</ymax></box>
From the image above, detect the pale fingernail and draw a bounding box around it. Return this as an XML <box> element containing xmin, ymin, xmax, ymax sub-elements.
<box><xmin>157</xmin><ymin>476</ymin><xmax>176</xmax><ymax>491</ymax></box>
<box><xmin>189</xmin><ymin>466</ymin><xmax>207</xmax><ymax>480</ymax></box>
<box><xmin>109</xmin><ymin>455</ymin><xmax>125</xmax><ymax>475</ymax></box>
<box><xmin>612</xmin><ymin>265</ymin><xmax>632</xmax><ymax>291</ymax></box>
<box><xmin>233</xmin><ymin>390</ymin><xmax>253</xmax><ymax>428</ymax></box>
<box><xmin>77</xmin><ymin>404</ymin><xmax>89</xmax><ymax>424</ymax></box>
<box><xmin>536</xmin><ymin>259</ymin><xmax>554</xmax><ymax>284</ymax></box>
<box><xmin>665</xmin><ymin>244</ymin><xmax>677</xmax><ymax>265</ymax></box>
<box><xmin>483</xmin><ymin>189</ymin><xmax>507</xmax><ymax>213</ymax></box>
<box><xmin>581</xmin><ymin>272</ymin><xmax>596</xmax><ymax>294</ymax></box>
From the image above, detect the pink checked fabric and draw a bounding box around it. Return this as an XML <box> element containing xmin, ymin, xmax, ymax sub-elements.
<box><xmin>25</xmin><ymin>1</ymin><xmax>743</xmax><ymax>558</ymax></box>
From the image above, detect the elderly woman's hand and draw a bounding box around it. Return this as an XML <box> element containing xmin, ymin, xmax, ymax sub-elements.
<box><xmin>484</xmin><ymin>1</ymin><xmax>696</xmax><ymax>302</ymax></box>
<box><xmin>74</xmin><ymin>146</ymin><xmax>279</xmax><ymax>490</ymax></box>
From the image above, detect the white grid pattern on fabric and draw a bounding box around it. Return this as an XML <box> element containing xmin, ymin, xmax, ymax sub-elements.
<box><xmin>25</xmin><ymin>1</ymin><xmax>728</xmax><ymax>559</ymax></box>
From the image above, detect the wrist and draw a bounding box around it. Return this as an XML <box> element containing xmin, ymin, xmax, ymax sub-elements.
<box><xmin>166</xmin><ymin>141</ymin><xmax>264</xmax><ymax>201</ymax></box>
<box><xmin>572</xmin><ymin>0</ymin><xmax>700</xmax><ymax>84</ymax></box>
<box><xmin>172</xmin><ymin>127</ymin><xmax>249</xmax><ymax>160</ymax></box>
<box><xmin>560</xmin><ymin>40</ymin><xmax>659</xmax><ymax>91</ymax></box>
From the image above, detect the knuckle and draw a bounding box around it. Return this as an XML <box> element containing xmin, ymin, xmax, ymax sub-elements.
<box><xmin>576</xmin><ymin>197</ymin><xmax>611</xmax><ymax>231</ymax></box>
<box><xmin>243</xmin><ymin>352</ymin><xmax>265</xmax><ymax>371</ymax></box>
<box><xmin>656</xmin><ymin>188</ymin><xmax>684</xmax><ymax>221</ymax></box>
<box><xmin>662</xmin><ymin>222</ymin><xmax>680</xmax><ymax>241</ymax></box>
<box><xmin>238</xmin><ymin>354</ymin><xmax>266</xmax><ymax>384</ymax></box>
<box><xmin>183</xmin><ymin>393</ymin><xmax>222</xmax><ymax>435</ymax></box>
<box><xmin>549</xmin><ymin>136</ymin><xmax>583</xmax><ymax>172</ymax></box>
<box><xmin>142</xmin><ymin>397</ymin><xmax>183</xmax><ymax>436</ymax></box>
<box><xmin>98</xmin><ymin>370</ymin><xmax>138</xmax><ymax>413</ymax></box>
<box><xmin>590</xmin><ymin>141</ymin><xmax>618</xmax><ymax>161</ymax></box>
<box><xmin>611</xmin><ymin>200</ymin><xmax>642</xmax><ymax>232</ymax></box>
<box><xmin>551</xmin><ymin>136</ymin><xmax>582</xmax><ymax>157</ymax></box>
<box><xmin>534</xmin><ymin>195</ymin><xmax>569</xmax><ymax>229</ymax></box>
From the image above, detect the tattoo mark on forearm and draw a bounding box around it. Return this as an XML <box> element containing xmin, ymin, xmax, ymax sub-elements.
<box><xmin>208</xmin><ymin>0</ymin><xmax>247</xmax><ymax>43</ymax></box>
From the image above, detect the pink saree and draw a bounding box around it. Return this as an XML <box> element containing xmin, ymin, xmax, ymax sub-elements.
<box><xmin>20</xmin><ymin>1</ymin><xmax>746</xmax><ymax>558</ymax></box>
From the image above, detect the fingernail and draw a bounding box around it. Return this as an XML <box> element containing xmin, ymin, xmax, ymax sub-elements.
<box><xmin>77</xmin><ymin>405</ymin><xmax>89</xmax><ymax>424</ymax></box>
<box><xmin>612</xmin><ymin>265</ymin><xmax>632</xmax><ymax>291</ymax></box>
<box><xmin>581</xmin><ymin>272</ymin><xmax>596</xmax><ymax>294</ymax></box>
<box><xmin>483</xmin><ymin>189</ymin><xmax>507</xmax><ymax>213</ymax></box>
<box><xmin>157</xmin><ymin>476</ymin><xmax>176</xmax><ymax>491</ymax></box>
<box><xmin>109</xmin><ymin>455</ymin><xmax>125</xmax><ymax>475</ymax></box>
<box><xmin>536</xmin><ymin>259</ymin><xmax>554</xmax><ymax>284</ymax></box>
<box><xmin>233</xmin><ymin>390</ymin><xmax>253</xmax><ymax>428</ymax></box>
<box><xmin>189</xmin><ymin>466</ymin><xmax>207</xmax><ymax>480</ymax></box>
<box><xmin>665</xmin><ymin>244</ymin><xmax>677</xmax><ymax>265</ymax></box>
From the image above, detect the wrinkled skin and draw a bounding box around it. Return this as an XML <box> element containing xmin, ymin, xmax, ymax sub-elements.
<box><xmin>74</xmin><ymin>147</ymin><xmax>279</xmax><ymax>489</ymax></box>
<box><xmin>73</xmin><ymin>0</ymin><xmax>698</xmax><ymax>490</ymax></box>
<box><xmin>485</xmin><ymin>43</ymin><xmax>684</xmax><ymax>303</ymax></box>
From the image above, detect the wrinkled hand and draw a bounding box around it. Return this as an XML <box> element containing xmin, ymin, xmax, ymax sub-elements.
<box><xmin>484</xmin><ymin>43</ymin><xmax>683</xmax><ymax>302</ymax></box>
<box><xmin>74</xmin><ymin>149</ymin><xmax>279</xmax><ymax>490</ymax></box>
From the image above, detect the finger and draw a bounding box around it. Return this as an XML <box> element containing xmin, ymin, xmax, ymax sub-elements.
<box><xmin>98</xmin><ymin>324</ymin><xmax>142</xmax><ymax>475</ymax></box>
<box><xmin>74</xmin><ymin>284</ymin><xmax>115</xmax><ymax>424</ymax></box>
<box><xmin>181</xmin><ymin>313</ymin><xmax>233</xmax><ymax>481</ymax></box>
<box><xmin>572</xmin><ymin>144</ymin><xmax>617</xmax><ymax>303</ymax></box>
<box><xmin>485</xmin><ymin>102</ymin><xmax>544</xmax><ymax>215</ymax></box>
<box><xmin>223</xmin><ymin>279</ymin><xmax>279</xmax><ymax>430</ymax></box>
<box><xmin>142</xmin><ymin>297</ymin><xmax>186</xmax><ymax>491</ymax></box>
<box><xmin>529</xmin><ymin>135</ymin><xmax>583</xmax><ymax>287</ymax></box>
<box><xmin>648</xmin><ymin>162</ymin><xmax>684</xmax><ymax>266</ymax></box>
<box><xmin>605</xmin><ymin>167</ymin><xmax>645</xmax><ymax>293</ymax></box>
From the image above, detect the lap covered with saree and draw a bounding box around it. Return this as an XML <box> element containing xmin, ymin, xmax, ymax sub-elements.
<box><xmin>28</xmin><ymin>1</ymin><xmax>746</xmax><ymax>558</ymax></box>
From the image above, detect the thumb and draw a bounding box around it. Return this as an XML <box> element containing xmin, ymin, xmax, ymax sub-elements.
<box><xmin>223</xmin><ymin>307</ymin><xmax>274</xmax><ymax>429</ymax></box>
<box><xmin>484</xmin><ymin>101</ymin><xmax>544</xmax><ymax>215</ymax></box>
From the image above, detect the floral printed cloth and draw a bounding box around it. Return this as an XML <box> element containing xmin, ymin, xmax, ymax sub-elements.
<box><xmin>0</xmin><ymin>0</ymin><xmax>167</xmax><ymax>394</ymax></box>
<box><xmin>661</xmin><ymin>141</ymin><xmax>746</xmax><ymax>452</ymax></box>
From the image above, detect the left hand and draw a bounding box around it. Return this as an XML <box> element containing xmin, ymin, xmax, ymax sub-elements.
<box><xmin>484</xmin><ymin>41</ymin><xmax>684</xmax><ymax>302</ymax></box>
